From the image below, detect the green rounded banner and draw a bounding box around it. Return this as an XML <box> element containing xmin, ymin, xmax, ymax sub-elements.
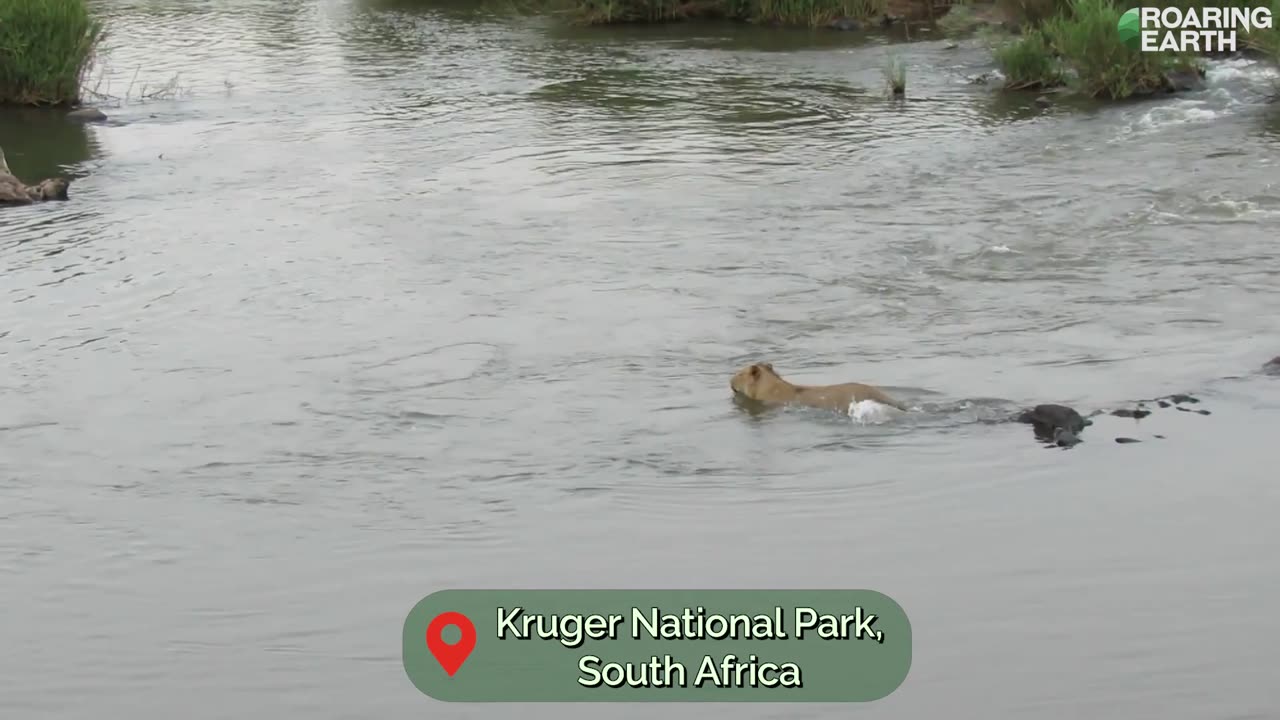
<box><xmin>402</xmin><ymin>589</ymin><xmax>912</xmax><ymax>702</ymax></box>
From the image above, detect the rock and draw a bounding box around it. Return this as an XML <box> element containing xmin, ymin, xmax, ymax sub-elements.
<box><xmin>1163</xmin><ymin>68</ymin><xmax>1206</xmax><ymax>93</ymax></box>
<box><xmin>968</xmin><ymin>72</ymin><xmax>992</xmax><ymax>85</ymax></box>
<box><xmin>944</xmin><ymin>41</ymin><xmax>959</xmax><ymax>50</ymax></box>
<box><xmin>827</xmin><ymin>16</ymin><xmax>863</xmax><ymax>31</ymax></box>
<box><xmin>1168</xmin><ymin>393</ymin><xmax>1199</xmax><ymax>404</ymax></box>
<box><xmin>1034</xmin><ymin>95</ymin><xmax>1052</xmax><ymax>107</ymax></box>
<box><xmin>66</xmin><ymin>107</ymin><xmax>108</xmax><ymax>123</ymax></box>
<box><xmin>1115</xmin><ymin>437</ymin><xmax>1142</xmax><ymax>444</ymax></box>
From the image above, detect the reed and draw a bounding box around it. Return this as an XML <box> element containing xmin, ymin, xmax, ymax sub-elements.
<box><xmin>0</xmin><ymin>0</ymin><xmax>103</xmax><ymax>106</ymax></box>
<box><xmin>1042</xmin><ymin>0</ymin><xmax>1186</xmax><ymax>98</ymax></box>
<box><xmin>748</xmin><ymin>0</ymin><xmax>886</xmax><ymax>26</ymax></box>
<box><xmin>883</xmin><ymin>53</ymin><xmax>906</xmax><ymax>95</ymax></box>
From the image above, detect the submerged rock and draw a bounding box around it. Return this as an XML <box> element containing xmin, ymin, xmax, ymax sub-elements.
<box><xmin>827</xmin><ymin>16</ymin><xmax>863</xmax><ymax>31</ymax></box>
<box><xmin>66</xmin><ymin>107</ymin><xmax>108</xmax><ymax>123</ymax></box>
<box><xmin>1163</xmin><ymin>68</ymin><xmax>1206</xmax><ymax>93</ymax></box>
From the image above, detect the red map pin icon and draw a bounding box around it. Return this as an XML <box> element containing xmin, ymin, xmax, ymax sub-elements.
<box><xmin>425</xmin><ymin>611</ymin><xmax>476</xmax><ymax>677</ymax></box>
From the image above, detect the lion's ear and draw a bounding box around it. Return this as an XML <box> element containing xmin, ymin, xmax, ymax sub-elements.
<box><xmin>762</xmin><ymin>363</ymin><xmax>774</xmax><ymax>373</ymax></box>
<box><xmin>750</xmin><ymin>365</ymin><xmax>761</xmax><ymax>378</ymax></box>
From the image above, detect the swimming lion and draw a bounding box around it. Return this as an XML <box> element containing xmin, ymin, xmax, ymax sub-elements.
<box><xmin>730</xmin><ymin>362</ymin><xmax>910</xmax><ymax>414</ymax></box>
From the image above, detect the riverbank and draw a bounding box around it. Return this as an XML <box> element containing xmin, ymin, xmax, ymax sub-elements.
<box><xmin>0</xmin><ymin>0</ymin><xmax>102</xmax><ymax>106</ymax></box>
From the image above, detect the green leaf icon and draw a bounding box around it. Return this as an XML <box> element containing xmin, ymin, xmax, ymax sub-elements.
<box><xmin>1117</xmin><ymin>8</ymin><xmax>1143</xmax><ymax>50</ymax></box>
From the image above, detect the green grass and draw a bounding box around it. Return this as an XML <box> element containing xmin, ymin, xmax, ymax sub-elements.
<box><xmin>986</xmin><ymin>0</ymin><xmax>1280</xmax><ymax>100</ymax></box>
<box><xmin>883</xmin><ymin>53</ymin><xmax>906</xmax><ymax>95</ymax></box>
<box><xmin>992</xmin><ymin>26</ymin><xmax>1063</xmax><ymax>89</ymax></box>
<box><xmin>991</xmin><ymin>0</ymin><xmax>1215</xmax><ymax>99</ymax></box>
<box><xmin>0</xmin><ymin>0</ymin><xmax>103</xmax><ymax>106</ymax></box>
<box><xmin>748</xmin><ymin>0</ymin><xmax>886</xmax><ymax>26</ymax></box>
<box><xmin>1045</xmin><ymin>0</ymin><xmax>1192</xmax><ymax>98</ymax></box>
<box><xmin>1239</xmin><ymin>0</ymin><xmax>1280</xmax><ymax>61</ymax></box>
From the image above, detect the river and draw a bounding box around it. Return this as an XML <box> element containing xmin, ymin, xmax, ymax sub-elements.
<box><xmin>3</xmin><ymin>0</ymin><xmax>1280</xmax><ymax>717</ymax></box>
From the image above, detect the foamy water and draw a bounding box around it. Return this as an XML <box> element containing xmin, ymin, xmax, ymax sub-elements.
<box><xmin>1113</xmin><ymin>56</ymin><xmax>1276</xmax><ymax>137</ymax></box>
<box><xmin>1205</xmin><ymin>56</ymin><xmax>1280</xmax><ymax>83</ymax></box>
<box><xmin>849</xmin><ymin>399</ymin><xmax>901</xmax><ymax>424</ymax></box>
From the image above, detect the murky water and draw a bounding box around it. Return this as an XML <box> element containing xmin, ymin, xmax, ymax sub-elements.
<box><xmin>4</xmin><ymin>0</ymin><xmax>1280</xmax><ymax>717</ymax></box>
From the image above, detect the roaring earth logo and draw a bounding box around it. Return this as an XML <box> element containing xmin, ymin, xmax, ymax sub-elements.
<box><xmin>1118</xmin><ymin>5</ymin><xmax>1274</xmax><ymax>52</ymax></box>
<box><xmin>1117</xmin><ymin>8</ymin><xmax>1144</xmax><ymax>48</ymax></box>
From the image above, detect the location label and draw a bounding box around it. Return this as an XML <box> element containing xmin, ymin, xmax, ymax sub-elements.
<box><xmin>402</xmin><ymin>589</ymin><xmax>912</xmax><ymax>703</ymax></box>
<box><xmin>425</xmin><ymin>611</ymin><xmax>477</xmax><ymax>676</ymax></box>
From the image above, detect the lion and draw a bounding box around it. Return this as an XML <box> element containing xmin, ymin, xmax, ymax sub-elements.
<box><xmin>729</xmin><ymin>362</ymin><xmax>910</xmax><ymax>415</ymax></box>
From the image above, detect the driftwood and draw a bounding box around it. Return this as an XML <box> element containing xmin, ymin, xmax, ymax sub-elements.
<box><xmin>0</xmin><ymin>147</ymin><xmax>70</xmax><ymax>205</ymax></box>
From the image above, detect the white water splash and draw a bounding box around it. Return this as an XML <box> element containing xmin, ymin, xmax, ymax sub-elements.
<box><xmin>1134</xmin><ymin>101</ymin><xmax>1224</xmax><ymax>131</ymax></box>
<box><xmin>1112</xmin><ymin>57</ymin><xmax>1275</xmax><ymax>139</ymax></box>
<box><xmin>849</xmin><ymin>399</ymin><xmax>899</xmax><ymax>425</ymax></box>
<box><xmin>1205</xmin><ymin>57</ymin><xmax>1280</xmax><ymax>83</ymax></box>
<box><xmin>1194</xmin><ymin>197</ymin><xmax>1280</xmax><ymax>219</ymax></box>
